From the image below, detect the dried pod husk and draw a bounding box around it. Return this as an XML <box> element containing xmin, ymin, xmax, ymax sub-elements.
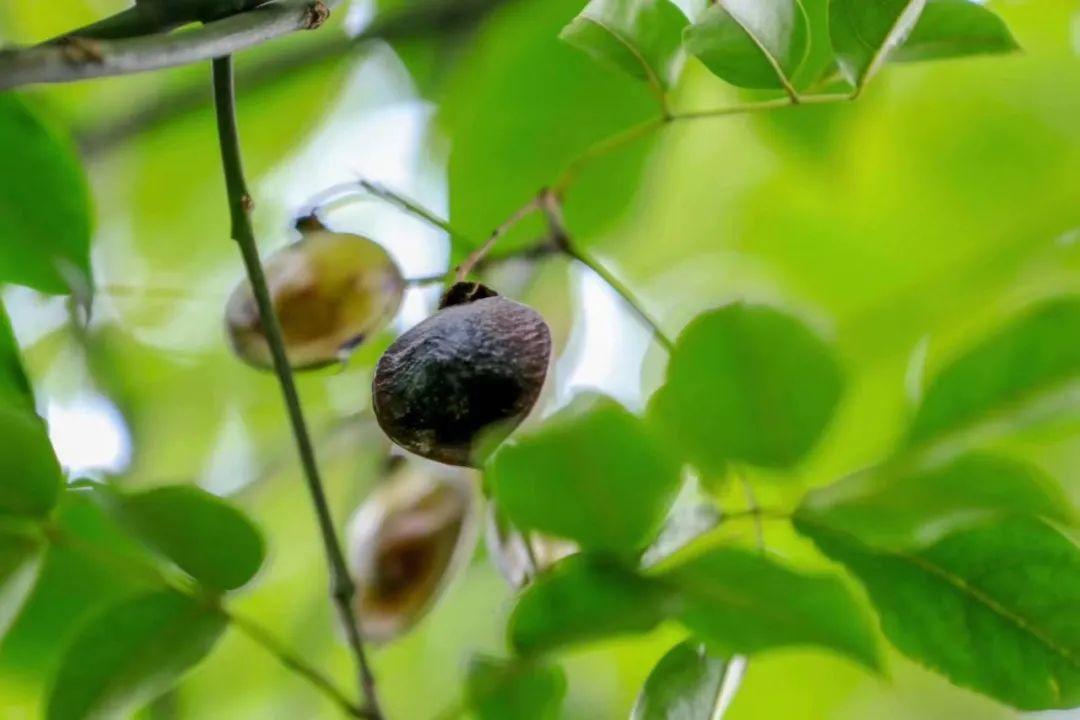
<box><xmin>225</xmin><ymin>223</ymin><xmax>404</xmax><ymax>370</ymax></box>
<box><xmin>347</xmin><ymin>463</ymin><xmax>479</xmax><ymax>643</ymax></box>
<box><xmin>372</xmin><ymin>282</ymin><xmax>552</xmax><ymax>467</ymax></box>
<box><xmin>484</xmin><ymin>504</ymin><xmax>577</xmax><ymax>590</ymax></box>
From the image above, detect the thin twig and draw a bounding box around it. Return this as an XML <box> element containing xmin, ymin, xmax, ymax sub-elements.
<box><xmin>538</xmin><ymin>188</ymin><xmax>675</xmax><ymax>352</ymax></box>
<box><xmin>455</xmin><ymin>198</ymin><xmax>542</xmax><ymax>282</ymax></box>
<box><xmin>710</xmin><ymin>467</ymin><xmax>766</xmax><ymax>720</ymax></box>
<box><xmin>228</xmin><ymin>610</ymin><xmax>373</xmax><ymax>718</ymax></box>
<box><xmin>0</xmin><ymin>0</ymin><xmax>338</xmax><ymax>91</ymax></box>
<box><xmin>552</xmin><ymin>93</ymin><xmax>853</xmax><ymax>195</ymax></box>
<box><xmin>719</xmin><ymin>506</ymin><xmax>790</xmax><ymax>524</ymax></box>
<box><xmin>211</xmin><ymin>55</ymin><xmax>383</xmax><ymax>719</ymax></box>
<box><xmin>552</xmin><ymin>117</ymin><xmax>666</xmax><ymax>195</ymax></box>
<box><xmin>734</xmin><ymin>468</ymin><xmax>766</xmax><ymax>552</ymax></box>
<box><xmin>49</xmin><ymin>520</ymin><xmax>365</xmax><ymax>716</ymax></box>
<box><xmin>75</xmin><ymin>0</ymin><xmax>513</xmax><ymax>154</ymax></box>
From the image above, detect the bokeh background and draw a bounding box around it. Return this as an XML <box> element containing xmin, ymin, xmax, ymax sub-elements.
<box><xmin>1</xmin><ymin>0</ymin><xmax>1079</xmax><ymax>717</ymax></box>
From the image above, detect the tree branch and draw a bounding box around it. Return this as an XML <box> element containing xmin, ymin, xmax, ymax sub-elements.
<box><xmin>75</xmin><ymin>0</ymin><xmax>513</xmax><ymax>156</ymax></box>
<box><xmin>0</xmin><ymin>0</ymin><xmax>336</xmax><ymax>92</ymax></box>
<box><xmin>211</xmin><ymin>55</ymin><xmax>383</xmax><ymax>719</ymax></box>
<box><xmin>228</xmin><ymin>610</ymin><xmax>374</xmax><ymax>719</ymax></box>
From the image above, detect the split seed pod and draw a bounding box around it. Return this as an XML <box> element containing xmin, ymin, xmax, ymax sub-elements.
<box><xmin>347</xmin><ymin>462</ymin><xmax>478</xmax><ymax>642</ymax></box>
<box><xmin>225</xmin><ymin>218</ymin><xmax>404</xmax><ymax>370</ymax></box>
<box><xmin>485</xmin><ymin>504</ymin><xmax>576</xmax><ymax>589</ymax></box>
<box><xmin>372</xmin><ymin>282</ymin><xmax>552</xmax><ymax>466</ymax></box>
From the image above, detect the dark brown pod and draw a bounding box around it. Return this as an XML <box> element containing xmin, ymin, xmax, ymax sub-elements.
<box><xmin>347</xmin><ymin>465</ymin><xmax>478</xmax><ymax>642</ymax></box>
<box><xmin>372</xmin><ymin>282</ymin><xmax>552</xmax><ymax>467</ymax></box>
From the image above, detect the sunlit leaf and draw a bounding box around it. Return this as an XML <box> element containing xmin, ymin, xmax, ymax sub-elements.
<box><xmin>0</xmin><ymin>490</ymin><xmax>156</xmax><ymax>675</ymax></box>
<box><xmin>99</xmin><ymin>484</ymin><xmax>265</xmax><ymax>592</ymax></box>
<box><xmin>684</xmin><ymin>0</ymin><xmax>810</xmax><ymax>90</ymax></box>
<box><xmin>560</xmin><ymin>0</ymin><xmax>689</xmax><ymax>91</ymax></box>
<box><xmin>654</xmin><ymin>541</ymin><xmax>881</xmax><ymax>671</ymax></box>
<box><xmin>797</xmin><ymin>453</ymin><xmax>1076</xmax><ymax>550</ymax></box>
<box><xmin>797</xmin><ymin>516</ymin><xmax>1080</xmax><ymax>710</ymax></box>
<box><xmin>0</xmin><ymin>299</ymin><xmax>34</xmax><ymax>412</ymax></box>
<box><xmin>830</xmin><ymin>0</ymin><xmax>927</xmax><ymax>88</ymax></box>
<box><xmin>893</xmin><ymin>0</ymin><xmax>1019</xmax><ymax>63</ymax></box>
<box><xmin>908</xmin><ymin>296</ymin><xmax>1080</xmax><ymax>448</ymax></box>
<box><xmin>647</xmin><ymin>304</ymin><xmax>843</xmax><ymax>473</ymax></box>
<box><xmin>0</xmin><ymin>95</ymin><xmax>92</xmax><ymax>296</ymax></box>
<box><xmin>45</xmin><ymin>590</ymin><xmax>227</xmax><ymax>720</ymax></box>
<box><xmin>509</xmin><ymin>554</ymin><xmax>672</xmax><ymax>655</ymax></box>
<box><xmin>0</xmin><ymin>526</ymin><xmax>44</xmax><ymax>642</ymax></box>
<box><xmin>467</xmin><ymin>655</ymin><xmax>567</xmax><ymax>720</ymax></box>
<box><xmin>631</xmin><ymin>641</ymin><xmax>730</xmax><ymax>720</ymax></box>
<box><xmin>488</xmin><ymin>393</ymin><xmax>682</xmax><ymax>557</ymax></box>
<box><xmin>0</xmin><ymin>406</ymin><xmax>62</xmax><ymax>520</ymax></box>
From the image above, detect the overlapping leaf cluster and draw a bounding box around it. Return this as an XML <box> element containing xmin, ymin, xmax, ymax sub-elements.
<box><xmin>0</xmin><ymin>103</ymin><xmax>266</xmax><ymax>713</ymax></box>
<box><xmin>2</xmin><ymin>0</ymin><xmax>1075</xmax><ymax>718</ymax></box>
<box><xmin>455</xmin><ymin>2</ymin><xmax>1077</xmax><ymax>717</ymax></box>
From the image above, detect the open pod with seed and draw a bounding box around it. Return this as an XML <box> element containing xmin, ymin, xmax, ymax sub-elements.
<box><xmin>484</xmin><ymin>503</ymin><xmax>577</xmax><ymax>590</ymax></box>
<box><xmin>346</xmin><ymin>460</ymin><xmax>479</xmax><ymax>643</ymax></box>
<box><xmin>372</xmin><ymin>282</ymin><xmax>552</xmax><ymax>467</ymax></box>
<box><xmin>225</xmin><ymin>218</ymin><xmax>404</xmax><ymax>370</ymax></box>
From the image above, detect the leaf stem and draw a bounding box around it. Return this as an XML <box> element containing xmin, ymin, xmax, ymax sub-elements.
<box><xmin>538</xmin><ymin>189</ymin><xmax>675</xmax><ymax>352</ymax></box>
<box><xmin>227</xmin><ymin>610</ymin><xmax>374</xmax><ymax>718</ymax></box>
<box><xmin>211</xmin><ymin>55</ymin><xmax>383</xmax><ymax>720</ymax></box>
<box><xmin>734</xmin><ymin>468</ymin><xmax>766</xmax><ymax>551</ymax></box>
<box><xmin>455</xmin><ymin>198</ymin><xmax>543</xmax><ymax>282</ymax></box>
<box><xmin>49</xmin><ymin>519</ymin><xmax>364</xmax><ymax>716</ymax></box>
<box><xmin>552</xmin><ymin>117</ymin><xmax>667</xmax><ymax>194</ymax></box>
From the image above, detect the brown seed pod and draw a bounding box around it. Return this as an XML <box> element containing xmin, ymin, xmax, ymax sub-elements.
<box><xmin>371</xmin><ymin>282</ymin><xmax>552</xmax><ymax>467</ymax></box>
<box><xmin>347</xmin><ymin>463</ymin><xmax>478</xmax><ymax>643</ymax></box>
<box><xmin>225</xmin><ymin>221</ymin><xmax>404</xmax><ymax>370</ymax></box>
<box><xmin>484</xmin><ymin>504</ymin><xmax>577</xmax><ymax>590</ymax></box>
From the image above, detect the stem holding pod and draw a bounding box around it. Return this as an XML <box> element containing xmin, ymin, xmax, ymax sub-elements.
<box><xmin>210</xmin><ymin>55</ymin><xmax>383</xmax><ymax>719</ymax></box>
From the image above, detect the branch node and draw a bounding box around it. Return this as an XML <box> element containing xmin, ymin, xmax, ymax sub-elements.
<box><xmin>241</xmin><ymin>194</ymin><xmax>256</xmax><ymax>213</ymax></box>
<box><xmin>304</xmin><ymin>1</ymin><xmax>331</xmax><ymax>29</ymax></box>
<box><xmin>57</xmin><ymin>37</ymin><xmax>105</xmax><ymax>64</ymax></box>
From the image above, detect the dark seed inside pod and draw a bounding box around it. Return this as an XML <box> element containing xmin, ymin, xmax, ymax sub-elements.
<box><xmin>372</xmin><ymin>282</ymin><xmax>552</xmax><ymax>467</ymax></box>
<box><xmin>347</xmin><ymin>467</ymin><xmax>477</xmax><ymax>643</ymax></box>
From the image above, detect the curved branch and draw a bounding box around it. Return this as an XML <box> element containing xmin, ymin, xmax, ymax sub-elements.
<box><xmin>76</xmin><ymin>0</ymin><xmax>512</xmax><ymax>156</ymax></box>
<box><xmin>0</xmin><ymin>0</ymin><xmax>335</xmax><ymax>91</ymax></box>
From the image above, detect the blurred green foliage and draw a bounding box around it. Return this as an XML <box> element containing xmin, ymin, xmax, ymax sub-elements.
<box><xmin>0</xmin><ymin>0</ymin><xmax>1079</xmax><ymax>718</ymax></box>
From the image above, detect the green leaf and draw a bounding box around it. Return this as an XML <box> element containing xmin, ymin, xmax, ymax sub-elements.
<box><xmin>100</xmin><ymin>485</ymin><xmax>265</xmax><ymax>592</ymax></box>
<box><xmin>893</xmin><ymin>0</ymin><xmax>1019</xmax><ymax>63</ymax></box>
<box><xmin>0</xmin><ymin>490</ymin><xmax>156</xmax><ymax>675</ymax></box>
<box><xmin>0</xmin><ymin>95</ymin><xmax>92</xmax><ymax>296</ymax></box>
<box><xmin>655</xmin><ymin>541</ymin><xmax>881</xmax><ymax>671</ymax></box>
<box><xmin>0</xmin><ymin>406</ymin><xmax>62</xmax><ymax>519</ymax></box>
<box><xmin>830</xmin><ymin>0</ymin><xmax>927</xmax><ymax>88</ymax></box>
<box><xmin>908</xmin><ymin>296</ymin><xmax>1080</xmax><ymax>448</ymax></box>
<box><xmin>560</xmin><ymin>0</ymin><xmax>689</xmax><ymax>91</ymax></box>
<box><xmin>631</xmin><ymin>641</ymin><xmax>731</xmax><ymax>720</ymax></box>
<box><xmin>0</xmin><ymin>299</ymin><xmax>34</xmax><ymax>411</ymax></box>
<box><xmin>509</xmin><ymin>554</ymin><xmax>673</xmax><ymax>655</ymax></box>
<box><xmin>684</xmin><ymin>0</ymin><xmax>810</xmax><ymax>90</ymax></box>
<box><xmin>796</xmin><ymin>516</ymin><xmax>1080</xmax><ymax>710</ymax></box>
<box><xmin>488</xmin><ymin>393</ymin><xmax>682</xmax><ymax>556</ymax></box>
<box><xmin>46</xmin><ymin>590</ymin><xmax>227</xmax><ymax>720</ymax></box>
<box><xmin>647</xmin><ymin>304</ymin><xmax>844</xmax><ymax>473</ymax></box>
<box><xmin>797</xmin><ymin>453</ymin><xmax>1076</xmax><ymax>550</ymax></box>
<box><xmin>0</xmin><ymin>526</ymin><xmax>44</xmax><ymax>641</ymax></box>
<box><xmin>467</xmin><ymin>655</ymin><xmax>567</xmax><ymax>720</ymax></box>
